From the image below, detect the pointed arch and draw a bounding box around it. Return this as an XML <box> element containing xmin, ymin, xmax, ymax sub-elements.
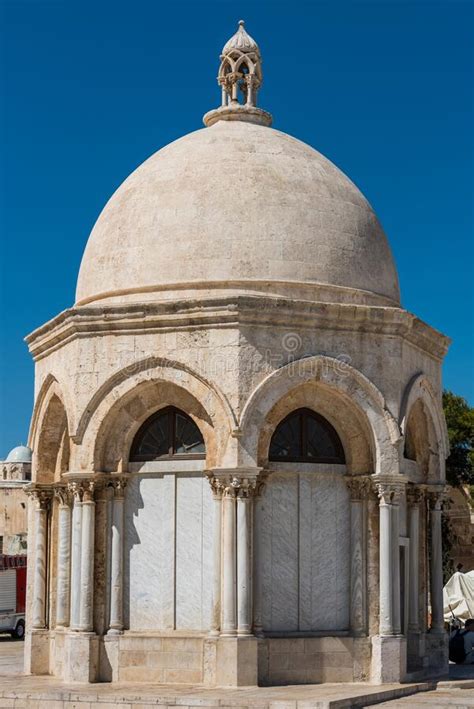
<box><xmin>400</xmin><ymin>373</ymin><xmax>448</xmax><ymax>481</ymax></box>
<box><xmin>75</xmin><ymin>357</ymin><xmax>236</xmax><ymax>472</ymax></box>
<box><xmin>239</xmin><ymin>355</ymin><xmax>402</xmax><ymax>475</ymax></box>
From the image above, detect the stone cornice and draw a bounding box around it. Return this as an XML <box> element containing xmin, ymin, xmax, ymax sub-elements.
<box><xmin>25</xmin><ymin>295</ymin><xmax>450</xmax><ymax>362</ymax></box>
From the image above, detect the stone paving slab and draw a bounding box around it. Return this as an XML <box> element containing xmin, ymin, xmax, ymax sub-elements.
<box><xmin>367</xmin><ymin>688</ymin><xmax>474</xmax><ymax>708</ymax></box>
<box><xmin>0</xmin><ymin>674</ymin><xmax>439</xmax><ymax>709</ymax></box>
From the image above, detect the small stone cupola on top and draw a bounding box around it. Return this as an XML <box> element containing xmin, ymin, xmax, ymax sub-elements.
<box><xmin>203</xmin><ymin>20</ymin><xmax>272</xmax><ymax>127</ymax></box>
<box><xmin>75</xmin><ymin>20</ymin><xmax>401</xmax><ymax>308</ymax></box>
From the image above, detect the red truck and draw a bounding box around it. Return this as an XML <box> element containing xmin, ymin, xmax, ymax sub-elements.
<box><xmin>0</xmin><ymin>555</ymin><xmax>26</xmax><ymax>639</ymax></box>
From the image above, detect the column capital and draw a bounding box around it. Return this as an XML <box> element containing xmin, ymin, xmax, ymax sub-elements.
<box><xmin>345</xmin><ymin>474</ymin><xmax>372</xmax><ymax>501</ymax></box>
<box><xmin>206</xmin><ymin>467</ymin><xmax>266</xmax><ymax>499</ymax></box>
<box><xmin>372</xmin><ymin>475</ymin><xmax>407</xmax><ymax>505</ymax></box>
<box><xmin>54</xmin><ymin>484</ymin><xmax>71</xmax><ymax>506</ymax></box>
<box><xmin>110</xmin><ymin>475</ymin><xmax>128</xmax><ymax>499</ymax></box>
<box><xmin>25</xmin><ymin>484</ymin><xmax>53</xmax><ymax>510</ymax></box>
<box><xmin>406</xmin><ymin>484</ymin><xmax>425</xmax><ymax>507</ymax></box>
<box><xmin>427</xmin><ymin>486</ymin><xmax>447</xmax><ymax>511</ymax></box>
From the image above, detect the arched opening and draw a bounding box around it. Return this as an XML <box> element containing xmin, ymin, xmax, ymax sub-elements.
<box><xmin>34</xmin><ymin>393</ymin><xmax>70</xmax><ymax>483</ymax></box>
<box><xmin>130</xmin><ymin>406</ymin><xmax>205</xmax><ymax>461</ymax></box>
<box><xmin>258</xmin><ymin>403</ymin><xmax>351</xmax><ymax>634</ymax></box>
<box><xmin>269</xmin><ymin>408</ymin><xmax>345</xmax><ymax>464</ymax></box>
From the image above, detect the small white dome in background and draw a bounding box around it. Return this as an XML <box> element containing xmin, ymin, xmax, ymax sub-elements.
<box><xmin>5</xmin><ymin>445</ymin><xmax>32</xmax><ymax>463</ymax></box>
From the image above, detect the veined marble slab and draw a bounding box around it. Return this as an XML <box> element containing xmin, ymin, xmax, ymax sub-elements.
<box><xmin>257</xmin><ymin>469</ymin><xmax>350</xmax><ymax>633</ymax></box>
<box><xmin>125</xmin><ymin>472</ymin><xmax>213</xmax><ymax>632</ymax></box>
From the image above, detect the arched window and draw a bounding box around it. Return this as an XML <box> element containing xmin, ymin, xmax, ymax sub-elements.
<box><xmin>130</xmin><ymin>406</ymin><xmax>205</xmax><ymax>461</ymax></box>
<box><xmin>269</xmin><ymin>408</ymin><xmax>345</xmax><ymax>464</ymax></box>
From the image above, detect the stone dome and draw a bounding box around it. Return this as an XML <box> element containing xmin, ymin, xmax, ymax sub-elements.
<box><xmin>76</xmin><ymin>120</ymin><xmax>400</xmax><ymax>308</ymax></box>
<box><xmin>6</xmin><ymin>445</ymin><xmax>32</xmax><ymax>463</ymax></box>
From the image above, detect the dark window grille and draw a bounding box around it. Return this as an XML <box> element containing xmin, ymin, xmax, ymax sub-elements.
<box><xmin>130</xmin><ymin>406</ymin><xmax>205</xmax><ymax>461</ymax></box>
<box><xmin>269</xmin><ymin>408</ymin><xmax>345</xmax><ymax>464</ymax></box>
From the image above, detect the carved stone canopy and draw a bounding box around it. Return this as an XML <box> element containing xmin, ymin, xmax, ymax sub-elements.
<box><xmin>203</xmin><ymin>20</ymin><xmax>272</xmax><ymax>127</ymax></box>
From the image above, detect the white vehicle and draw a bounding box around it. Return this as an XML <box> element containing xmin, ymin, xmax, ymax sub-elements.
<box><xmin>0</xmin><ymin>556</ymin><xmax>26</xmax><ymax>639</ymax></box>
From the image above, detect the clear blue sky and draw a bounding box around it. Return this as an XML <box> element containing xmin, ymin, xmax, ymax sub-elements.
<box><xmin>0</xmin><ymin>0</ymin><xmax>473</xmax><ymax>457</ymax></box>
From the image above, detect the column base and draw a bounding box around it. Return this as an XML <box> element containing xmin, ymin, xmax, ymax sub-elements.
<box><xmin>24</xmin><ymin>629</ymin><xmax>50</xmax><ymax>675</ymax></box>
<box><xmin>63</xmin><ymin>631</ymin><xmax>99</xmax><ymax>683</ymax></box>
<box><xmin>370</xmin><ymin>635</ymin><xmax>406</xmax><ymax>684</ymax></box>
<box><xmin>215</xmin><ymin>636</ymin><xmax>258</xmax><ymax>687</ymax></box>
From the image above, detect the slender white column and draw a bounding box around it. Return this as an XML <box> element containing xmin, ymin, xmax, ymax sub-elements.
<box><xmin>429</xmin><ymin>490</ymin><xmax>445</xmax><ymax>633</ymax></box>
<box><xmin>392</xmin><ymin>500</ymin><xmax>401</xmax><ymax>635</ymax></box>
<box><xmin>209</xmin><ymin>480</ymin><xmax>223</xmax><ymax>636</ymax></box>
<box><xmin>253</xmin><ymin>495</ymin><xmax>264</xmax><ymax>636</ymax></box>
<box><xmin>346</xmin><ymin>476</ymin><xmax>369</xmax><ymax>634</ymax></box>
<box><xmin>376</xmin><ymin>481</ymin><xmax>404</xmax><ymax>636</ymax></box>
<box><xmin>55</xmin><ymin>488</ymin><xmax>71</xmax><ymax>627</ymax></box>
<box><xmin>31</xmin><ymin>490</ymin><xmax>51</xmax><ymax>629</ymax></box>
<box><xmin>70</xmin><ymin>484</ymin><xmax>83</xmax><ymax>629</ymax></box>
<box><xmin>377</xmin><ymin>487</ymin><xmax>393</xmax><ymax>635</ymax></box>
<box><xmin>108</xmin><ymin>479</ymin><xmax>126</xmax><ymax>634</ymax></box>
<box><xmin>79</xmin><ymin>482</ymin><xmax>95</xmax><ymax>632</ymax></box>
<box><xmin>407</xmin><ymin>487</ymin><xmax>421</xmax><ymax>633</ymax></box>
<box><xmin>222</xmin><ymin>490</ymin><xmax>237</xmax><ymax>635</ymax></box>
<box><xmin>237</xmin><ymin>495</ymin><xmax>252</xmax><ymax>635</ymax></box>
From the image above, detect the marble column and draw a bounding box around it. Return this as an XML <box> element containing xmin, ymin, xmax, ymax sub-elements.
<box><xmin>54</xmin><ymin>487</ymin><xmax>71</xmax><ymax>627</ymax></box>
<box><xmin>346</xmin><ymin>476</ymin><xmax>369</xmax><ymax>635</ymax></box>
<box><xmin>252</xmin><ymin>494</ymin><xmax>264</xmax><ymax>636</ymax></box>
<box><xmin>407</xmin><ymin>486</ymin><xmax>422</xmax><ymax>633</ymax></box>
<box><xmin>30</xmin><ymin>490</ymin><xmax>52</xmax><ymax>629</ymax></box>
<box><xmin>237</xmin><ymin>492</ymin><xmax>252</xmax><ymax>635</ymax></box>
<box><xmin>79</xmin><ymin>481</ymin><xmax>95</xmax><ymax>632</ymax></box>
<box><xmin>428</xmin><ymin>489</ymin><xmax>445</xmax><ymax>633</ymax></box>
<box><xmin>376</xmin><ymin>481</ymin><xmax>404</xmax><ymax>636</ymax></box>
<box><xmin>221</xmin><ymin>484</ymin><xmax>237</xmax><ymax>635</ymax></box>
<box><xmin>209</xmin><ymin>478</ymin><xmax>224</xmax><ymax>636</ymax></box>
<box><xmin>392</xmin><ymin>496</ymin><xmax>402</xmax><ymax>635</ymax></box>
<box><xmin>108</xmin><ymin>478</ymin><xmax>126</xmax><ymax>634</ymax></box>
<box><xmin>69</xmin><ymin>483</ymin><xmax>83</xmax><ymax>629</ymax></box>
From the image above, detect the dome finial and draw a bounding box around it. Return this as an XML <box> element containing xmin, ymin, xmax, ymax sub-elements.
<box><xmin>203</xmin><ymin>21</ymin><xmax>272</xmax><ymax>128</ymax></box>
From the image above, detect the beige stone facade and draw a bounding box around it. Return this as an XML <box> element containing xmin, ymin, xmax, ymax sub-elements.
<box><xmin>24</xmin><ymin>21</ymin><xmax>450</xmax><ymax>687</ymax></box>
<box><xmin>0</xmin><ymin>450</ymin><xmax>31</xmax><ymax>555</ymax></box>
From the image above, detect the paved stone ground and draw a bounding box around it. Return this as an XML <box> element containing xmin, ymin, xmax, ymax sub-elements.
<box><xmin>0</xmin><ymin>635</ymin><xmax>473</xmax><ymax>708</ymax></box>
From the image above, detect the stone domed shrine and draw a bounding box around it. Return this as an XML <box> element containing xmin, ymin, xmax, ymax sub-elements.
<box><xmin>25</xmin><ymin>21</ymin><xmax>450</xmax><ymax>687</ymax></box>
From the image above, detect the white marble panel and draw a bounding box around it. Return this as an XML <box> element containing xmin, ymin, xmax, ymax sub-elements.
<box><xmin>201</xmin><ymin>481</ymin><xmax>214</xmax><ymax>630</ymax></box>
<box><xmin>176</xmin><ymin>474</ymin><xmax>204</xmax><ymax>629</ymax></box>
<box><xmin>259</xmin><ymin>474</ymin><xmax>299</xmax><ymax>631</ymax></box>
<box><xmin>125</xmin><ymin>474</ymin><xmax>169</xmax><ymax>630</ymax></box>
<box><xmin>310</xmin><ymin>474</ymin><xmax>350</xmax><ymax>630</ymax></box>
<box><xmin>160</xmin><ymin>474</ymin><xmax>176</xmax><ymax>628</ymax></box>
<box><xmin>298</xmin><ymin>474</ymin><xmax>313</xmax><ymax>631</ymax></box>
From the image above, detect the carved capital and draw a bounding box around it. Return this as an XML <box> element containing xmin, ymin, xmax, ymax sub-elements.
<box><xmin>67</xmin><ymin>481</ymin><xmax>83</xmax><ymax>502</ymax></box>
<box><xmin>54</xmin><ymin>485</ymin><xmax>71</xmax><ymax>506</ymax></box>
<box><xmin>111</xmin><ymin>476</ymin><xmax>127</xmax><ymax>499</ymax></box>
<box><xmin>345</xmin><ymin>475</ymin><xmax>371</xmax><ymax>501</ymax></box>
<box><xmin>206</xmin><ymin>467</ymin><xmax>266</xmax><ymax>500</ymax></box>
<box><xmin>427</xmin><ymin>488</ymin><xmax>447</xmax><ymax>512</ymax></box>
<box><xmin>26</xmin><ymin>487</ymin><xmax>53</xmax><ymax>510</ymax></box>
<box><xmin>374</xmin><ymin>482</ymin><xmax>405</xmax><ymax>506</ymax></box>
<box><xmin>82</xmin><ymin>480</ymin><xmax>95</xmax><ymax>503</ymax></box>
<box><xmin>406</xmin><ymin>484</ymin><xmax>425</xmax><ymax>507</ymax></box>
<box><xmin>207</xmin><ymin>475</ymin><xmax>226</xmax><ymax>500</ymax></box>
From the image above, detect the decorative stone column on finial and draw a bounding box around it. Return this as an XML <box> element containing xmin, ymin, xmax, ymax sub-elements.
<box><xmin>203</xmin><ymin>20</ymin><xmax>273</xmax><ymax>128</ymax></box>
